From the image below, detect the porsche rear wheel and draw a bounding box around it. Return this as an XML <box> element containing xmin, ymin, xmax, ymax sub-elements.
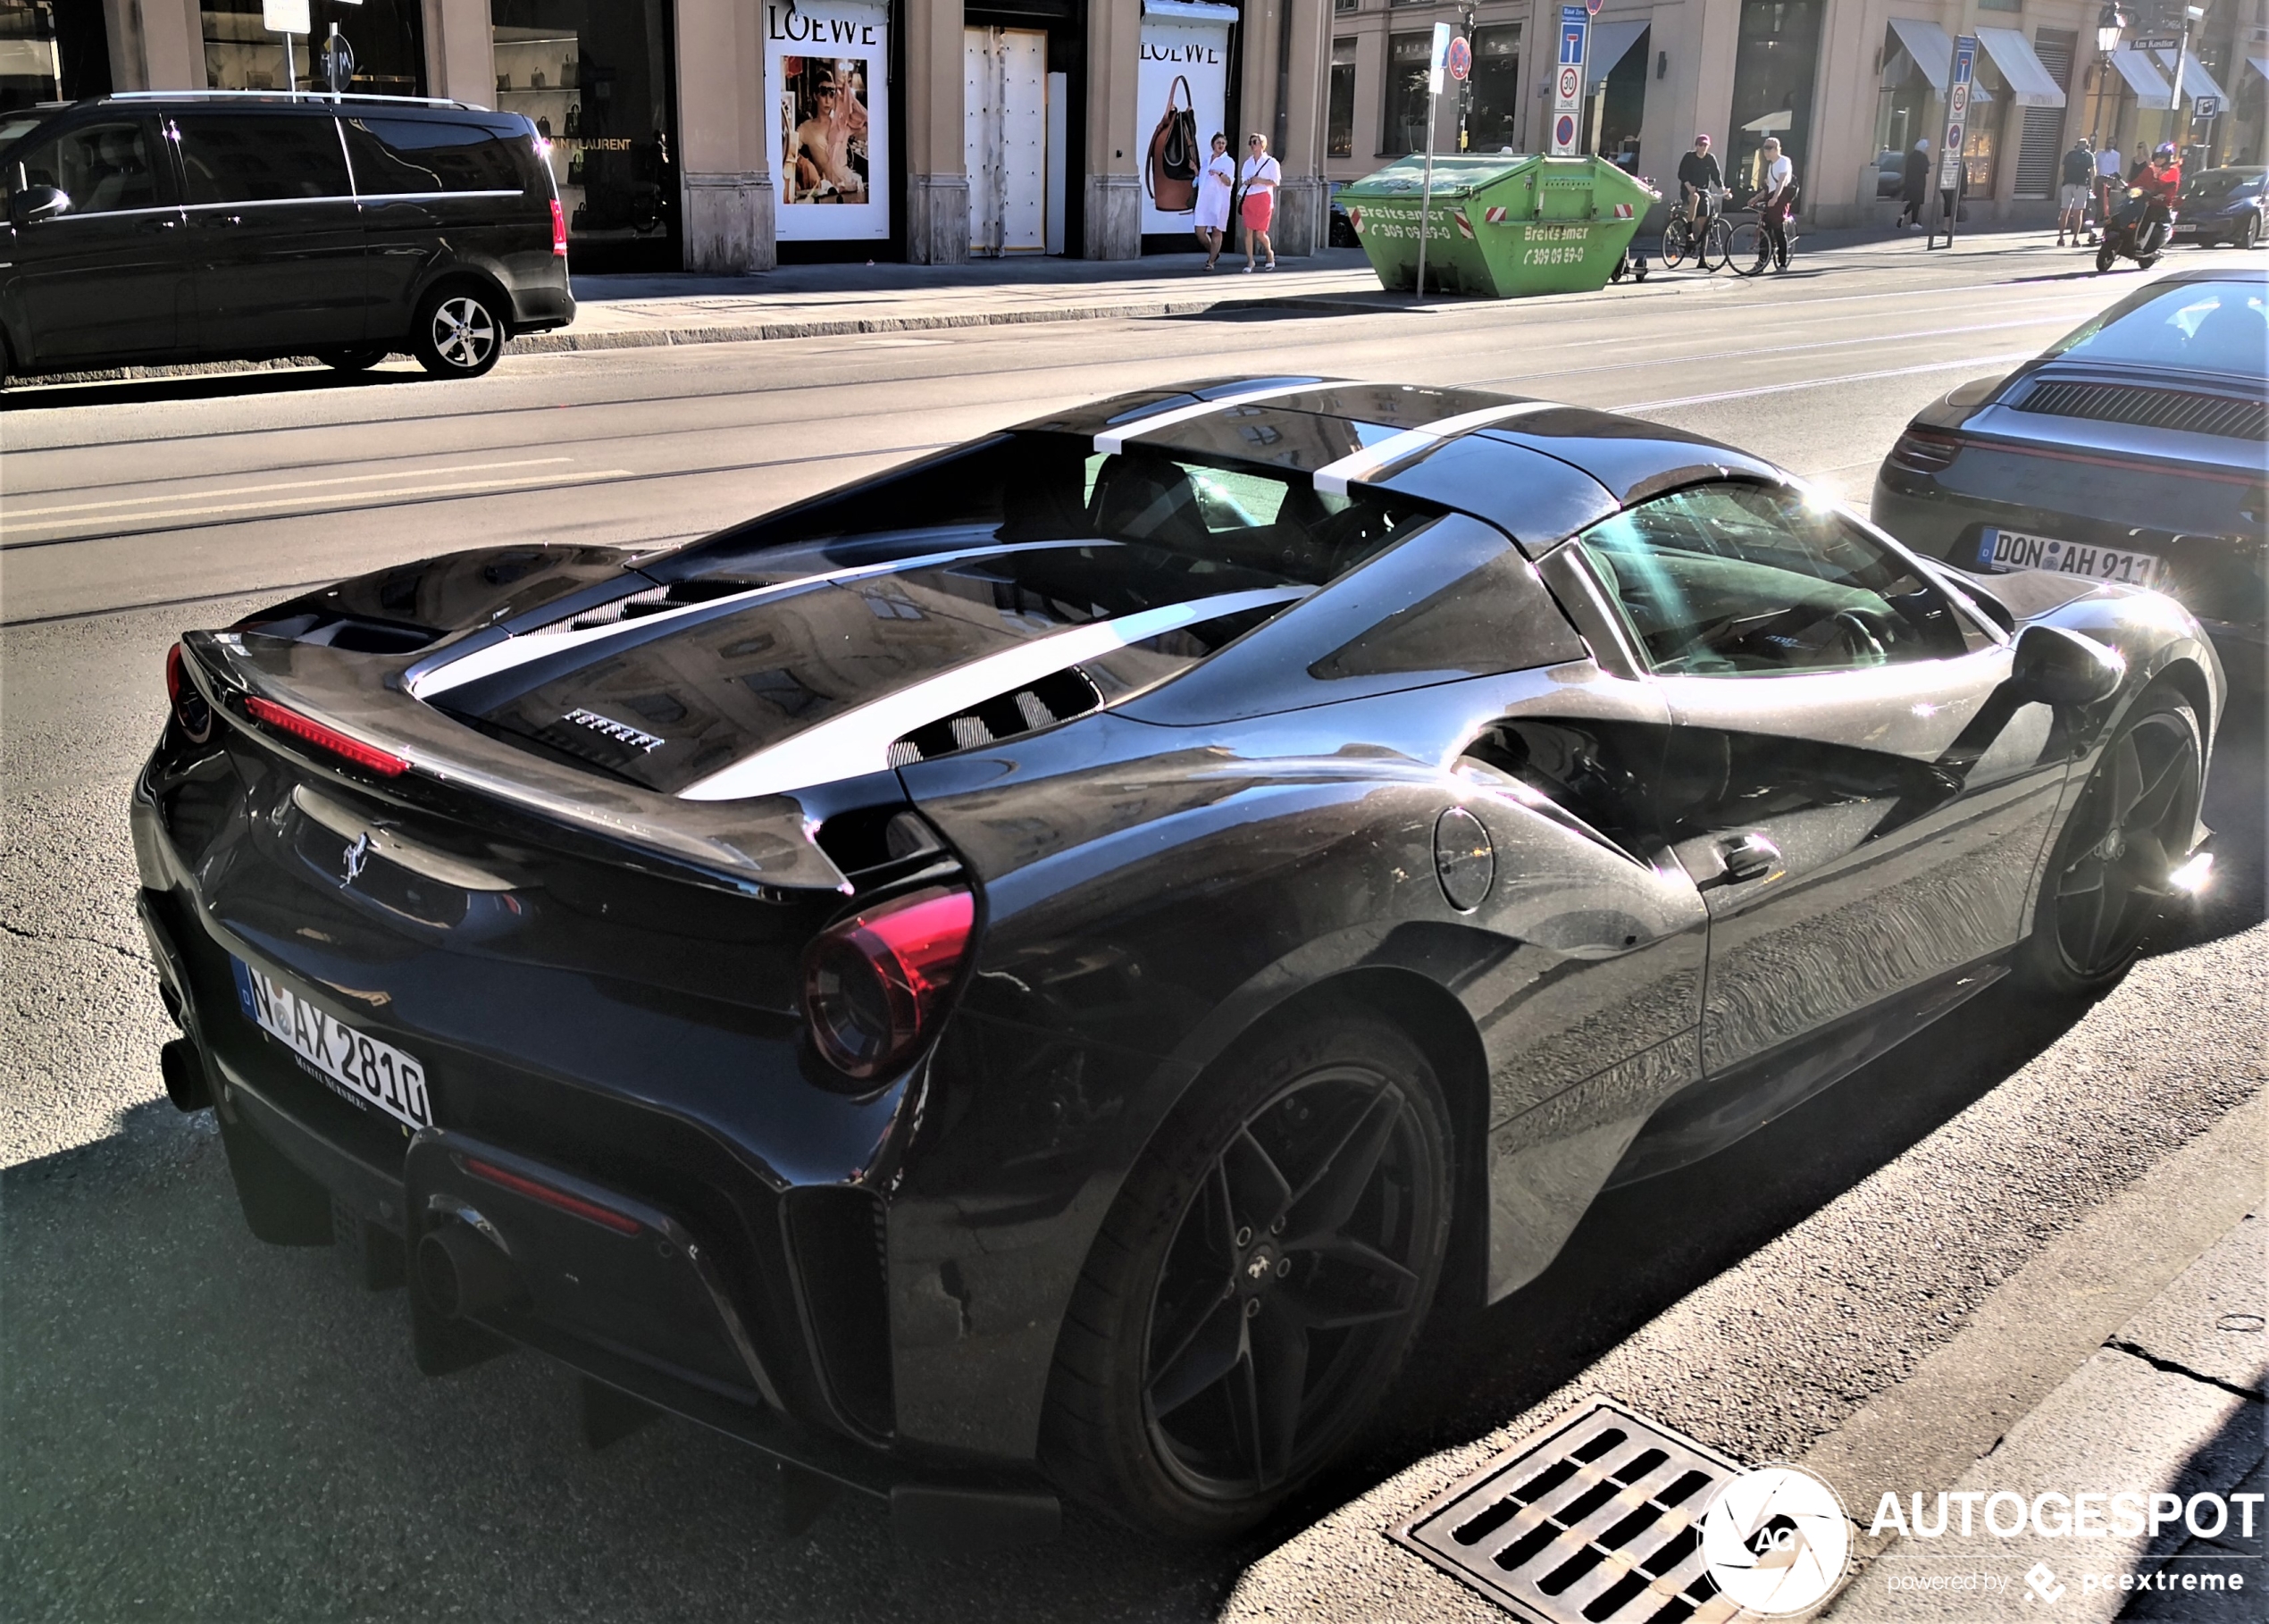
<box><xmin>2016</xmin><ymin>691</ymin><xmax>2202</xmax><ymax>996</ymax></box>
<box><xmin>1041</xmin><ymin>1015</ymin><xmax>1453</xmax><ymax>1539</ymax></box>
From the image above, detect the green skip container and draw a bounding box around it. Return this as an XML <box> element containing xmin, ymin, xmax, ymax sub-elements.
<box><xmin>1339</xmin><ymin>154</ymin><xmax>1660</xmax><ymax>297</ymax></box>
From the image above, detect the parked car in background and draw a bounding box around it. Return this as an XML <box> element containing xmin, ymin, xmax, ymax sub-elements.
<box><xmin>0</xmin><ymin>92</ymin><xmax>573</xmax><ymax>384</ymax></box>
<box><xmin>2173</xmin><ymin>167</ymin><xmax>2269</xmax><ymax>251</ymax></box>
<box><xmin>1874</xmin><ymin>266</ymin><xmax>2267</xmax><ymax>674</ymax></box>
<box><xmin>143</xmin><ymin>379</ymin><xmax>2222</xmax><ymax>1545</ymax></box>
<box><xmin>1871</xmin><ymin>148</ymin><xmax>1905</xmax><ymax>199</ymax></box>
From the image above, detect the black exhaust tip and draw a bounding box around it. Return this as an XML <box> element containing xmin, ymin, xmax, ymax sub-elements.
<box><xmin>160</xmin><ymin>1037</ymin><xmax>212</xmax><ymax>1112</ymax></box>
<box><xmin>417</xmin><ymin>1220</ymin><xmax>520</xmax><ymax>1321</ymax></box>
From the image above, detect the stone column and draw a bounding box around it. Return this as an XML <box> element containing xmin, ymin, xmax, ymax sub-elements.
<box><xmin>1084</xmin><ymin>0</ymin><xmax>1141</xmax><ymax>257</ymax></box>
<box><xmin>122</xmin><ymin>0</ymin><xmax>204</xmax><ymax>89</ymax></box>
<box><xmin>423</xmin><ymin>0</ymin><xmax>497</xmax><ymax>106</ymax></box>
<box><xmin>904</xmin><ymin>0</ymin><xmax>969</xmax><ymax>263</ymax></box>
<box><xmin>1268</xmin><ymin>0</ymin><xmax>1329</xmax><ymax>255</ymax></box>
<box><xmin>674</xmin><ymin>0</ymin><xmax>773</xmax><ymax>272</ymax></box>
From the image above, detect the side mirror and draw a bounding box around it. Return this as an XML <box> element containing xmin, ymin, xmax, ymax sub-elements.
<box><xmin>7</xmin><ymin>184</ymin><xmax>69</xmax><ymax>226</ymax></box>
<box><xmin>2009</xmin><ymin>624</ymin><xmax>2124</xmax><ymax>709</ymax></box>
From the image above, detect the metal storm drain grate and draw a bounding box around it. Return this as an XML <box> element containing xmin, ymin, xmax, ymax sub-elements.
<box><xmin>1392</xmin><ymin>1398</ymin><xmax>1747</xmax><ymax>1624</ymax></box>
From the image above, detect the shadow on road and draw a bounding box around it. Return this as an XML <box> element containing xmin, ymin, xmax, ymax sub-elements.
<box><xmin>3</xmin><ymin>702</ymin><xmax>2257</xmax><ymax>1621</ymax></box>
<box><xmin>0</xmin><ymin>364</ymin><xmax>426</xmax><ymax>413</ymax></box>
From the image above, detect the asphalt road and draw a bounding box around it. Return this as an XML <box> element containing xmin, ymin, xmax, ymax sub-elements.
<box><xmin>2</xmin><ymin>237</ymin><xmax>2261</xmax><ymax>1622</ymax></box>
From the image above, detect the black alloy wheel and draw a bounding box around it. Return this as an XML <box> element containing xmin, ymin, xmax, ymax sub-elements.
<box><xmin>1042</xmin><ymin>1016</ymin><xmax>1453</xmax><ymax>1538</ymax></box>
<box><xmin>412</xmin><ymin>287</ymin><xmax>505</xmax><ymax>379</ymax></box>
<box><xmin>2019</xmin><ymin>691</ymin><xmax>2202</xmax><ymax>994</ymax></box>
<box><xmin>317</xmin><ymin>347</ymin><xmax>389</xmax><ymax>373</ymax></box>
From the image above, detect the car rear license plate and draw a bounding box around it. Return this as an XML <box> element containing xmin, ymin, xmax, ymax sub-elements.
<box><xmin>1979</xmin><ymin>527</ymin><xmax>2167</xmax><ymax>590</ymax></box>
<box><xmin>230</xmin><ymin>957</ymin><xmax>431</xmax><ymax>1129</ymax></box>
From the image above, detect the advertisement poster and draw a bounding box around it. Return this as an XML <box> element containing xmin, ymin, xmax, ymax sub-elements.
<box><xmin>1136</xmin><ymin>0</ymin><xmax>1235</xmax><ymax>236</ymax></box>
<box><xmin>766</xmin><ymin>0</ymin><xmax>891</xmax><ymax>241</ymax></box>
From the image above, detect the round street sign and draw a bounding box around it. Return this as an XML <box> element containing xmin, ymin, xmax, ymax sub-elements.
<box><xmin>1558</xmin><ymin>64</ymin><xmax>1580</xmax><ymax>100</ymax></box>
<box><xmin>1587</xmin><ymin>0</ymin><xmax>1603</xmax><ymax>13</ymax></box>
<box><xmin>1446</xmin><ymin>35</ymin><xmax>1471</xmax><ymax>80</ymax></box>
<box><xmin>1554</xmin><ymin>113</ymin><xmax>1578</xmax><ymax>147</ymax></box>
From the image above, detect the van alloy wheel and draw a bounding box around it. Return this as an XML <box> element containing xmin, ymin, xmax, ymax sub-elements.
<box><xmin>430</xmin><ymin>297</ymin><xmax>498</xmax><ymax>371</ymax></box>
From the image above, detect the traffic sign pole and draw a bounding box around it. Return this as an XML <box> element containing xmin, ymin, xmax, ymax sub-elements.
<box><xmin>1930</xmin><ymin>34</ymin><xmax>1976</xmax><ymax>250</ymax></box>
<box><xmin>1551</xmin><ymin>5</ymin><xmax>1587</xmax><ymax>157</ymax></box>
<box><xmin>1413</xmin><ymin>21</ymin><xmax>1452</xmax><ymax>302</ymax></box>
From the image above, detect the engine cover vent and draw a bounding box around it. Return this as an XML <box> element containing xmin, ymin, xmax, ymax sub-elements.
<box><xmin>2013</xmin><ymin>380</ymin><xmax>2268</xmax><ymax>442</ymax></box>
<box><xmin>886</xmin><ymin>666</ymin><xmax>1102</xmax><ymax>766</ymax></box>
<box><xmin>1392</xmin><ymin>1398</ymin><xmax>1746</xmax><ymax>1624</ymax></box>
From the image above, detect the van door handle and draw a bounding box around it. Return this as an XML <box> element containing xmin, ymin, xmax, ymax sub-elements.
<box><xmin>138</xmin><ymin>216</ymin><xmax>180</xmax><ymax>232</ymax></box>
<box><xmin>197</xmin><ymin>213</ymin><xmax>243</xmax><ymax>228</ymax></box>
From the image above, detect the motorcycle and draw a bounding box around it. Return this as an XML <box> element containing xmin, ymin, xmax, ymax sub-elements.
<box><xmin>2097</xmin><ymin>186</ymin><xmax>2174</xmax><ymax>272</ymax></box>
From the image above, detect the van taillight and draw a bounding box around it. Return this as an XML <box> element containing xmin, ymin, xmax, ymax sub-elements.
<box><xmin>165</xmin><ymin>643</ymin><xmax>214</xmax><ymax>742</ymax></box>
<box><xmin>801</xmin><ymin>887</ymin><xmax>975</xmax><ymax>1082</ymax></box>
<box><xmin>549</xmin><ymin>198</ymin><xmax>568</xmax><ymax>257</ymax></box>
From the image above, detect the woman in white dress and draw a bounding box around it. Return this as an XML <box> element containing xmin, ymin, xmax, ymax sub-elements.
<box><xmin>1193</xmin><ymin>133</ymin><xmax>1234</xmax><ymax>270</ymax></box>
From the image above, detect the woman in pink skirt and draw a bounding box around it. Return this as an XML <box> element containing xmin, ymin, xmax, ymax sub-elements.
<box><xmin>1240</xmin><ymin>132</ymin><xmax>1280</xmax><ymax>272</ymax></box>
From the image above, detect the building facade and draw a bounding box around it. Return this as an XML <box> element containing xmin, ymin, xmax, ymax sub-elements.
<box><xmin>32</xmin><ymin>0</ymin><xmax>2269</xmax><ymax>272</ymax></box>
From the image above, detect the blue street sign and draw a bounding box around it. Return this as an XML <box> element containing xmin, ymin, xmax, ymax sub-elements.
<box><xmin>1559</xmin><ymin>4</ymin><xmax>1587</xmax><ymax>66</ymax></box>
<box><xmin>1951</xmin><ymin>33</ymin><xmax>1975</xmax><ymax>88</ymax></box>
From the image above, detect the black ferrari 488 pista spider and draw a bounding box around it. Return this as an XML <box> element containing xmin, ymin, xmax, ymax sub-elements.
<box><xmin>137</xmin><ymin>380</ymin><xmax>2223</xmax><ymax>1543</ymax></box>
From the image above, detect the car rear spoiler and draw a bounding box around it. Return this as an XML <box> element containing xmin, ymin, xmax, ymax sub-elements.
<box><xmin>180</xmin><ymin>630</ymin><xmax>854</xmax><ymax>899</ymax></box>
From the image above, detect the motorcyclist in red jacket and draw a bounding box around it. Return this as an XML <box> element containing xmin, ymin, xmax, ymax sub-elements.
<box><xmin>2127</xmin><ymin>142</ymin><xmax>2182</xmax><ymax>253</ymax></box>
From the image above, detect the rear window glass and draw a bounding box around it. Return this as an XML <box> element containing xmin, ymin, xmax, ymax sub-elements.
<box><xmin>670</xmin><ymin>432</ymin><xmax>1436</xmax><ymax>591</ymax></box>
<box><xmin>176</xmin><ymin>113</ymin><xmax>350</xmax><ymax>203</ymax></box>
<box><xmin>2047</xmin><ymin>281</ymin><xmax>2267</xmax><ymax>378</ymax></box>
<box><xmin>341</xmin><ymin>119</ymin><xmax>525</xmax><ymax>195</ymax></box>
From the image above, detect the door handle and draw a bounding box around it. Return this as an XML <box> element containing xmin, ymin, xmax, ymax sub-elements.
<box><xmin>1716</xmin><ymin>833</ymin><xmax>1784</xmax><ymax>885</ymax></box>
<box><xmin>137</xmin><ymin>216</ymin><xmax>180</xmax><ymax>232</ymax></box>
<box><xmin>197</xmin><ymin>213</ymin><xmax>243</xmax><ymax>228</ymax></box>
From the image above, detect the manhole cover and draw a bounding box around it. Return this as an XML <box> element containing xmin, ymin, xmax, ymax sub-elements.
<box><xmin>1392</xmin><ymin>1398</ymin><xmax>1747</xmax><ymax>1624</ymax></box>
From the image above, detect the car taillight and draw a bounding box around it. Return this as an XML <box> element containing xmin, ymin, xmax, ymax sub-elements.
<box><xmin>165</xmin><ymin>642</ymin><xmax>214</xmax><ymax>742</ymax></box>
<box><xmin>802</xmin><ymin>886</ymin><xmax>975</xmax><ymax>1082</ymax></box>
<box><xmin>549</xmin><ymin>197</ymin><xmax>568</xmax><ymax>257</ymax></box>
<box><xmin>241</xmin><ymin>694</ymin><xmax>410</xmax><ymax>777</ymax></box>
<box><xmin>1888</xmin><ymin>427</ymin><xmax>1962</xmax><ymax>474</ymax></box>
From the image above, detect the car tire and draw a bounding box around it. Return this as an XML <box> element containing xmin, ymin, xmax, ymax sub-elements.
<box><xmin>2240</xmin><ymin>215</ymin><xmax>2261</xmax><ymax>252</ymax></box>
<box><xmin>1041</xmin><ymin>1012</ymin><xmax>1454</xmax><ymax>1540</ymax></box>
<box><xmin>2013</xmin><ymin>688</ymin><xmax>2203</xmax><ymax>999</ymax></box>
<box><xmin>412</xmin><ymin>286</ymin><xmax>506</xmax><ymax>379</ymax></box>
<box><xmin>317</xmin><ymin>346</ymin><xmax>389</xmax><ymax>373</ymax></box>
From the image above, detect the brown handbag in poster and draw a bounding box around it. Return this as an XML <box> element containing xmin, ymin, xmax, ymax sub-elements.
<box><xmin>1146</xmin><ymin>74</ymin><xmax>1199</xmax><ymax>213</ymax></box>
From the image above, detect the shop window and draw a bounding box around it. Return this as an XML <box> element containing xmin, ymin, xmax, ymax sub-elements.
<box><xmin>1963</xmin><ymin>53</ymin><xmax>2009</xmax><ymax>195</ymax></box>
<box><xmin>1333</xmin><ymin>0</ymin><xmax>1357</xmax><ymax>13</ymax></box>
<box><xmin>1726</xmin><ymin>0</ymin><xmax>1821</xmax><ymax>195</ymax></box>
<box><xmin>1873</xmin><ymin>26</ymin><xmax>1932</xmax><ymax>163</ymax></box>
<box><xmin>202</xmin><ymin>0</ymin><xmax>423</xmax><ymax>95</ymax></box>
<box><xmin>1594</xmin><ymin>25</ymin><xmax>1648</xmax><ymax>169</ymax></box>
<box><xmin>2</xmin><ymin>0</ymin><xmax>108</xmax><ymax>112</ymax></box>
<box><xmin>1384</xmin><ymin>31</ymin><xmax>1429</xmax><ymax>155</ymax></box>
<box><xmin>492</xmin><ymin>0</ymin><xmax>677</xmax><ymax>271</ymax></box>
<box><xmin>1328</xmin><ymin>38</ymin><xmax>1356</xmax><ymax>158</ymax></box>
<box><xmin>1464</xmin><ymin>24</ymin><xmax>1520</xmax><ymax>152</ymax></box>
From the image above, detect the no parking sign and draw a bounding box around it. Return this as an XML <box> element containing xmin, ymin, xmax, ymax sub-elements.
<box><xmin>1551</xmin><ymin>4</ymin><xmax>1587</xmax><ymax>155</ymax></box>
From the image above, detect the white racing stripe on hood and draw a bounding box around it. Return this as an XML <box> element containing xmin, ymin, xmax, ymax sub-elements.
<box><xmin>1310</xmin><ymin>400</ymin><xmax>1566</xmax><ymax>496</ymax></box>
<box><xmin>409</xmin><ymin>540</ymin><xmax>1109</xmax><ymax>700</ymax></box>
<box><xmin>676</xmin><ymin>586</ymin><xmax>1310</xmax><ymax>802</ymax></box>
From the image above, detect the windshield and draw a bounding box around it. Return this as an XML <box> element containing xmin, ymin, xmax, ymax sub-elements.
<box><xmin>2044</xmin><ymin>281</ymin><xmax>2268</xmax><ymax>379</ymax></box>
<box><xmin>2183</xmin><ymin>168</ymin><xmax>2264</xmax><ymax>200</ymax></box>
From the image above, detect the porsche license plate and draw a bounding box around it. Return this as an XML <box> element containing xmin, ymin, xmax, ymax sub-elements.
<box><xmin>230</xmin><ymin>957</ymin><xmax>431</xmax><ymax>1129</ymax></box>
<box><xmin>1980</xmin><ymin>527</ymin><xmax>2167</xmax><ymax>590</ymax></box>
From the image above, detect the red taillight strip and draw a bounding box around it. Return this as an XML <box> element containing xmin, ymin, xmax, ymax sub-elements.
<box><xmin>549</xmin><ymin>197</ymin><xmax>568</xmax><ymax>256</ymax></box>
<box><xmin>241</xmin><ymin>695</ymin><xmax>410</xmax><ymax>777</ymax></box>
<box><xmin>1960</xmin><ymin>436</ymin><xmax>2265</xmax><ymax>490</ymax></box>
<box><xmin>462</xmin><ymin>1156</ymin><xmax>642</xmax><ymax>1235</ymax></box>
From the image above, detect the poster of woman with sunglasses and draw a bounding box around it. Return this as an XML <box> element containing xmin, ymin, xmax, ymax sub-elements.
<box><xmin>766</xmin><ymin>1</ymin><xmax>891</xmax><ymax>240</ymax></box>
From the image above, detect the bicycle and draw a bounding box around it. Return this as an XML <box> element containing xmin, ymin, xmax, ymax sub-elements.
<box><xmin>1661</xmin><ymin>186</ymin><xmax>1730</xmax><ymax>272</ymax></box>
<box><xmin>1728</xmin><ymin>191</ymin><xmax>1799</xmax><ymax>277</ymax></box>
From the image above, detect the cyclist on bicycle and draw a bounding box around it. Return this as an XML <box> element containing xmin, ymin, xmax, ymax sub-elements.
<box><xmin>1677</xmin><ymin>134</ymin><xmax>1722</xmax><ymax>238</ymax></box>
<box><xmin>1749</xmin><ymin>136</ymin><xmax>1797</xmax><ymax>270</ymax></box>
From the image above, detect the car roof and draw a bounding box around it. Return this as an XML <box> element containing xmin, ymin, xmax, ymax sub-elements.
<box><xmin>1016</xmin><ymin>378</ymin><xmax>1784</xmax><ymax>545</ymax></box>
<box><xmin>2148</xmin><ymin>264</ymin><xmax>2269</xmax><ymax>287</ymax></box>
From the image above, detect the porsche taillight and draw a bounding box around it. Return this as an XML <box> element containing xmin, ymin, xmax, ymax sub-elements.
<box><xmin>1887</xmin><ymin>426</ymin><xmax>1963</xmax><ymax>475</ymax></box>
<box><xmin>165</xmin><ymin>643</ymin><xmax>214</xmax><ymax>742</ymax></box>
<box><xmin>801</xmin><ymin>886</ymin><xmax>975</xmax><ymax>1082</ymax></box>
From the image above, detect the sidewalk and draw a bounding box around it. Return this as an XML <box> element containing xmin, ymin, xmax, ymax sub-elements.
<box><xmin>540</xmin><ymin>222</ymin><xmax>2064</xmax><ymax>356</ymax></box>
<box><xmin>1219</xmin><ymin>937</ymin><xmax>2265</xmax><ymax>1624</ymax></box>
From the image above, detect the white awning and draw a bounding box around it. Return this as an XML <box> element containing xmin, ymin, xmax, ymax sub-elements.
<box><xmin>1974</xmin><ymin>28</ymin><xmax>2066</xmax><ymax>107</ymax></box>
<box><xmin>2249</xmin><ymin>55</ymin><xmax>2269</xmax><ymax>86</ymax></box>
<box><xmin>1882</xmin><ymin>19</ymin><xmax>1993</xmax><ymax>102</ymax></box>
<box><xmin>1741</xmin><ymin>109</ymin><xmax>1794</xmax><ymax>132</ymax></box>
<box><xmin>1584</xmin><ymin>21</ymin><xmax>1648</xmax><ymax>95</ymax></box>
<box><xmin>2152</xmin><ymin>48</ymin><xmax>2229</xmax><ymax>105</ymax></box>
<box><xmin>2110</xmin><ymin>47</ymin><xmax>2172</xmax><ymax>110</ymax></box>
<box><xmin>1142</xmin><ymin>0</ymin><xmax>1236</xmax><ymax>20</ymax></box>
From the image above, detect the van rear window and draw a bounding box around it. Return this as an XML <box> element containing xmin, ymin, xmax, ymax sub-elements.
<box><xmin>343</xmin><ymin>119</ymin><xmax>524</xmax><ymax>195</ymax></box>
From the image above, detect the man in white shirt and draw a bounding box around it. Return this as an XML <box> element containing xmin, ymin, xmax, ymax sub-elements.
<box><xmin>1751</xmin><ymin>137</ymin><xmax>1796</xmax><ymax>271</ymax></box>
<box><xmin>2089</xmin><ymin>143</ymin><xmax>2122</xmax><ymax>245</ymax></box>
<box><xmin>1239</xmin><ymin>133</ymin><xmax>1281</xmax><ymax>272</ymax></box>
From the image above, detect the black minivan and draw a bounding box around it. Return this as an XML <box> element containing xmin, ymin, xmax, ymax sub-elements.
<box><xmin>0</xmin><ymin>92</ymin><xmax>574</xmax><ymax>383</ymax></box>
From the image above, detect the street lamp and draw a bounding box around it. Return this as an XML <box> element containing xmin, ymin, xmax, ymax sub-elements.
<box><xmin>2095</xmin><ymin>2</ymin><xmax>2126</xmax><ymax>57</ymax></box>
